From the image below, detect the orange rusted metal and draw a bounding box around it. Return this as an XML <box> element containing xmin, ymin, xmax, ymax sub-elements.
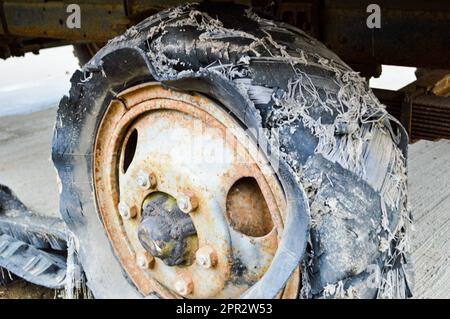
<box><xmin>226</xmin><ymin>177</ymin><xmax>274</xmax><ymax>237</ymax></box>
<box><xmin>94</xmin><ymin>83</ymin><xmax>300</xmax><ymax>298</ymax></box>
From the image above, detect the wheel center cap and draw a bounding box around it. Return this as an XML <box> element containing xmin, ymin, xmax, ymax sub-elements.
<box><xmin>137</xmin><ymin>193</ymin><xmax>198</xmax><ymax>266</ymax></box>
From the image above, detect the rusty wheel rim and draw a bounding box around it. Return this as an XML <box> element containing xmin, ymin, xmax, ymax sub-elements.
<box><xmin>94</xmin><ymin>83</ymin><xmax>299</xmax><ymax>298</ymax></box>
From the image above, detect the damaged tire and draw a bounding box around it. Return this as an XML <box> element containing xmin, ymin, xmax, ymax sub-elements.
<box><xmin>52</xmin><ymin>4</ymin><xmax>413</xmax><ymax>299</ymax></box>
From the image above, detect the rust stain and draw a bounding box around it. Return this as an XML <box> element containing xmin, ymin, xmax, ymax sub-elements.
<box><xmin>93</xmin><ymin>83</ymin><xmax>300</xmax><ymax>298</ymax></box>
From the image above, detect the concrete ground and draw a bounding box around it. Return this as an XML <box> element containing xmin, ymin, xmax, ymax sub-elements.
<box><xmin>0</xmin><ymin>107</ymin><xmax>449</xmax><ymax>298</ymax></box>
<box><xmin>0</xmin><ymin>107</ymin><xmax>60</xmax><ymax>299</ymax></box>
<box><xmin>408</xmin><ymin>139</ymin><xmax>450</xmax><ymax>298</ymax></box>
<box><xmin>0</xmin><ymin>107</ymin><xmax>59</xmax><ymax>218</ymax></box>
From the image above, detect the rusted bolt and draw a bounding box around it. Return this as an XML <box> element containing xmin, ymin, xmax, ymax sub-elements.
<box><xmin>177</xmin><ymin>193</ymin><xmax>198</xmax><ymax>214</ymax></box>
<box><xmin>118</xmin><ymin>202</ymin><xmax>137</xmax><ymax>219</ymax></box>
<box><xmin>196</xmin><ymin>246</ymin><xmax>218</xmax><ymax>268</ymax></box>
<box><xmin>174</xmin><ymin>276</ymin><xmax>193</xmax><ymax>296</ymax></box>
<box><xmin>136</xmin><ymin>170</ymin><xmax>156</xmax><ymax>189</ymax></box>
<box><xmin>136</xmin><ymin>252</ymin><xmax>154</xmax><ymax>269</ymax></box>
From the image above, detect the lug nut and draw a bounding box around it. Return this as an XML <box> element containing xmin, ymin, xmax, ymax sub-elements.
<box><xmin>136</xmin><ymin>171</ymin><xmax>156</xmax><ymax>189</ymax></box>
<box><xmin>136</xmin><ymin>252</ymin><xmax>154</xmax><ymax>269</ymax></box>
<box><xmin>177</xmin><ymin>193</ymin><xmax>198</xmax><ymax>214</ymax></box>
<box><xmin>118</xmin><ymin>202</ymin><xmax>136</xmax><ymax>219</ymax></box>
<box><xmin>174</xmin><ymin>277</ymin><xmax>193</xmax><ymax>296</ymax></box>
<box><xmin>196</xmin><ymin>246</ymin><xmax>218</xmax><ymax>269</ymax></box>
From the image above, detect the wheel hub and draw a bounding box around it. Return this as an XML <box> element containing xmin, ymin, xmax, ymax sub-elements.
<box><xmin>93</xmin><ymin>83</ymin><xmax>299</xmax><ymax>298</ymax></box>
<box><xmin>138</xmin><ymin>193</ymin><xmax>198</xmax><ymax>266</ymax></box>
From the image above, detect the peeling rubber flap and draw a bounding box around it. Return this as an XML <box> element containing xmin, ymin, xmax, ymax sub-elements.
<box><xmin>0</xmin><ymin>234</ymin><xmax>66</xmax><ymax>289</ymax></box>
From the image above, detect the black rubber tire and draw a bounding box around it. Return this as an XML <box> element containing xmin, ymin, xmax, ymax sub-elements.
<box><xmin>53</xmin><ymin>4</ymin><xmax>413</xmax><ymax>299</ymax></box>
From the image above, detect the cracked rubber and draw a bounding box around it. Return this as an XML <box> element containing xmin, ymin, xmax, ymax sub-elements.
<box><xmin>52</xmin><ymin>4</ymin><xmax>412</xmax><ymax>299</ymax></box>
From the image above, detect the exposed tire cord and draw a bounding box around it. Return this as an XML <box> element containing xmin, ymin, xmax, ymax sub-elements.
<box><xmin>0</xmin><ymin>267</ymin><xmax>17</xmax><ymax>286</ymax></box>
<box><xmin>53</xmin><ymin>4</ymin><xmax>412</xmax><ymax>298</ymax></box>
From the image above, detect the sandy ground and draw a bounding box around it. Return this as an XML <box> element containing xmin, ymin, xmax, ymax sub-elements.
<box><xmin>0</xmin><ymin>280</ymin><xmax>58</xmax><ymax>299</ymax></box>
<box><xmin>0</xmin><ymin>107</ymin><xmax>449</xmax><ymax>298</ymax></box>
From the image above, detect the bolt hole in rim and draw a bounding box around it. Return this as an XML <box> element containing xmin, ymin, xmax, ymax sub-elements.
<box><xmin>93</xmin><ymin>83</ymin><xmax>300</xmax><ymax>298</ymax></box>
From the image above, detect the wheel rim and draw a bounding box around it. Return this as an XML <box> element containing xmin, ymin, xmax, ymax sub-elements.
<box><xmin>94</xmin><ymin>83</ymin><xmax>299</xmax><ymax>298</ymax></box>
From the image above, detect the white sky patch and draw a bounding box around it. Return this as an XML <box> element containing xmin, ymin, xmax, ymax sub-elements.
<box><xmin>370</xmin><ymin>65</ymin><xmax>417</xmax><ymax>91</ymax></box>
<box><xmin>0</xmin><ymin>46</ymin><xmax>78</xmax><ymax>117</ymax></box>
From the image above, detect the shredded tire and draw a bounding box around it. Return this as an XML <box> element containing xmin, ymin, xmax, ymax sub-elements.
<box><xmin>52</xmin><ymin>3</ymin><xmax>413</xmax><ymax>299</ymax></box>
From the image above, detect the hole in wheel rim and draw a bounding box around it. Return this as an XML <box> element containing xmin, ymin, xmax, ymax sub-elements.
<box><xmin>123</xmin><ymin>128</ymin><xmax>138</xmax><ymax>173</ymax></box>
<box><xmin>226</xmin><ymin>177</ymin><xmax>274</xmax><ymax>237</ymax></box>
